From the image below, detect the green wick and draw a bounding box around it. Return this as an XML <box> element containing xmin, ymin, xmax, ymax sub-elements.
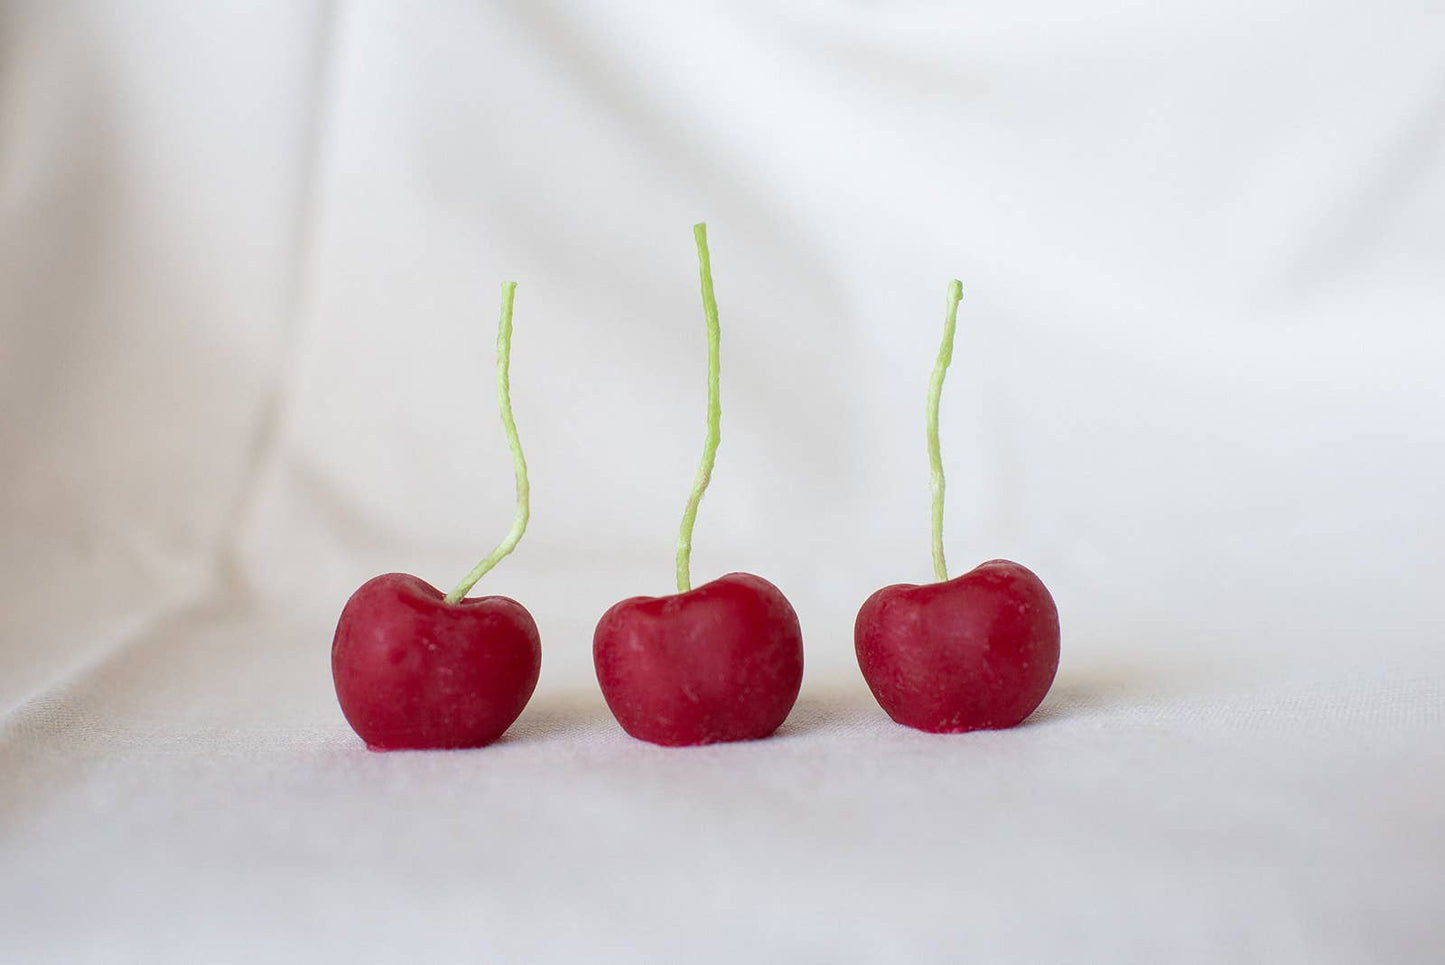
<box><xmin>445</xmin><ymin>281</ymin><xmax>530</xmax><ymax>604</ymax></box>
<box><xmin>927</xmin><ymin>280</ymin><xmax>963</xmax><ymax>583</ymax></box>
<box><xmin>675</xmin><ymin>222</ymin><xmax>722</xmax><ymax>594</ymax></box>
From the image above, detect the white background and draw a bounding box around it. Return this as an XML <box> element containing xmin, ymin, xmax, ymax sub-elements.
<box><xmin>2</xmin><ymin>2</ymin><xmax>1443</xmax><ymax>962</ymax></box>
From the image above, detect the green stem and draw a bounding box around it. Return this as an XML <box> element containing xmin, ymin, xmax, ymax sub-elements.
<box><xmin>445</xmin><ymin>281</ymin><xmax>530</xmax><ymax>604</ymax></box>
<box><xmin>675</xmin><ymin>222</ymin><xmax>722</xmax><ymax>593</ymax></box>
<box><xmin>928</xmin><ymin>280</ymin><xmax>963</xmax><ymax>583</ymax></box>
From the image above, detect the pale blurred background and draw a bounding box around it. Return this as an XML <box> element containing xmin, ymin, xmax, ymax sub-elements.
<box><xmin>2</xmin><ymin>3</ymin><xmax>1443</xmax><ymax>962</ymax></box>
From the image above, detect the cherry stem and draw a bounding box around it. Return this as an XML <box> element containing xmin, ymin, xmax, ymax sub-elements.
<box><xmin>928</xmin><ymin>280</ymin><xmax>963</xmax><ymax>583</ymax></box>
<box><xmin>444</xmin><ymin>281</ymin><xmax>530</xmax><ymax>605</ymax></box>
<box><xmin>675</xmin><ymin>222</ymin><xmax>722</xmax><ymax>594</ymax></box>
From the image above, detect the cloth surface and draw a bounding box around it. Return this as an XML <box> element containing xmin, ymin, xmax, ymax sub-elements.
<box><xmin>2</xmin><ymin>2</ymin><xmax>1443</xmax><ymax>962</ymax></box>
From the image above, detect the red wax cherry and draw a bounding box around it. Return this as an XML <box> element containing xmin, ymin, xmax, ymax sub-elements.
<box><xmin>855</xmin><ymin>560</ymin><xmax>1058</xmax><ymax>732</ymax></box>
<box><xmin>594</xmin><ymin>572</ymin><xmax>803</xmax><ymax>746</ymax></box>
<box><xmin>331</xmin><ymin>281</ymin><xmax>541</xmax><ymax>750</ymax></box>
<box><xmin>333</xmin><ymin>573</ymin><xmax>540</xmax><ymax>749</ymax></box>
<box><xmin>855</xmin><ymin>282</ymin><xmax>1060</xmax><ymax>732</ymax></box>
<box><xmin>594</xmin><ymin>224</ymin><xmax>804</xmax><ymax>746</ymax></box>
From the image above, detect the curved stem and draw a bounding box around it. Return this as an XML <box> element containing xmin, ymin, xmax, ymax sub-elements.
<box><xmin>445</xmin><ymin>281</ymin><xmax>530</xmax><ymax>604</ymax></box>
<box><xmin>675</xmin><ymin>222</ymin><xmax>722</xmax><ymax>593</ymax></box>
<box><xmin>928</xmin><ymin>280</ymin><xmax>963</xmax><ymax>583</ymax></box>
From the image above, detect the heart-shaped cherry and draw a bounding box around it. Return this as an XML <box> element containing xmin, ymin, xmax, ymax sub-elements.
<box><xmin>331</xmin><ymin>281</ymin><xmax>540</xmax><ymax>750</ymax></box>
<box><xmin>333</xmin><ymin>573</ymin><xmax>540</xmax><ymax>749</ymax></box>
<box><xmin>593</xmin><ymin>224</ymin><xmax>804</xmax><ymax>746</ymax></box>
<box><xmin>855</xmin><ymin>282</ymin><xmax>1060</xmax><ymax>732</ymax></box>
<box><xmin>856</xmin><ymin>560</ymin><xmax>1058</xmax><ymax>732</ymax></box>
<box><xmin>595</xmin><ymin>573</ymin><xmax>803</xmax><ymax>745</ymax></box>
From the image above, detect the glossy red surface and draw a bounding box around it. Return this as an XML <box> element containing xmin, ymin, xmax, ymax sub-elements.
<box><xmin>332</xmin><ymin>572</ymin><xmax>540</xmax><ymax>750</ymax></box>
<box><xmin>593</xmin><ymin>572</ymin><xmax>804</xmax><ymax>746</ymax></box>
<box><xmin>855</xmin><ymin>560</ymin><xmax>1059</xmax><ymax>733</ymax></box>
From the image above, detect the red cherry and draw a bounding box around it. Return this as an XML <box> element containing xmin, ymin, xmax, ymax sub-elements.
<box><xmin>332</xmin><ymin>573</ymin><xmax>541</xmax><ymax>750</ymax></box>
<box><xmin>854</xmin><ymin>559</ymin><xmax>1059</xmax><ymax>733</ymax></box>
<box><xmin>593</xmin><ymin>572</ymin><xmax>804</xmax><ymax>746</ymax></box>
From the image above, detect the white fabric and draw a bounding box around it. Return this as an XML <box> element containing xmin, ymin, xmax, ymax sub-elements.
<box><xmin>3</xmin><ymin>2</ymin><xmax>1443</xmax><ymax>961</ymax></box>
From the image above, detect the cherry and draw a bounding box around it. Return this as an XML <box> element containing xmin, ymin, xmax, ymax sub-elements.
<box><xmin>854</xmin><ymin>282</ymin><xmax>1060</xmax><ymax>732</ymax></box>
<box><xmin>331</xmin><ymin>282</ymin><xmax>541</xmax><ymax>750</ymax></box>
<box><xmin>593</xmin><ymin>224</ymin><xmax>804</xmax><ymax>746</ymax></box>
<box><xmin>595</xmin><ymin>573</ymin><xmax>803</xmax><ymax>746</ymax></box>
<box><xmin>333</xmin><ymin>573</ymin><xmax>540</xmax><ymax>749</ymax></box>
<box><xmin>856</xmin><ymin>560</ymin><xmax>1058</xmax><ymax>732</ymax></box>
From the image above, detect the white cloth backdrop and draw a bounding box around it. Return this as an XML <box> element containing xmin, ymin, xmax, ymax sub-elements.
<box><xmin>2</xmin><ymin>2</ymin><xmax>1443</xmax><ymax>961</ymax></box>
